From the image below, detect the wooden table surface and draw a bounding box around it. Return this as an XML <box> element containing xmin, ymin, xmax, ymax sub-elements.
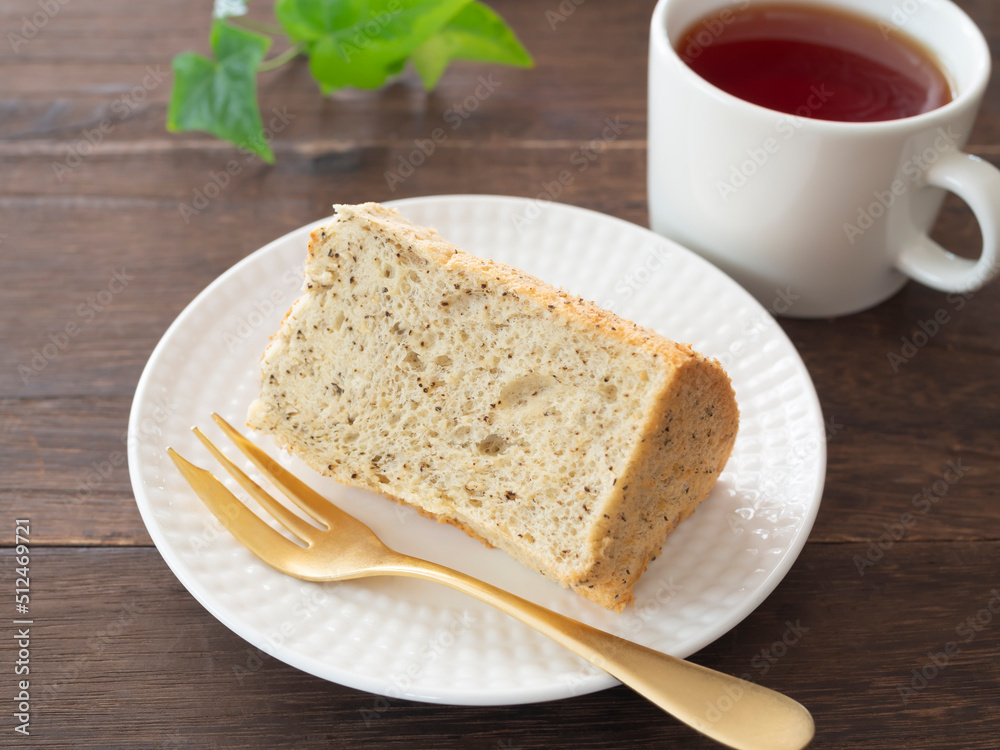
<box><xmin>2</xmin><ymin>0</ymin><xmax>999</xmax><ymax>747</ymax></box>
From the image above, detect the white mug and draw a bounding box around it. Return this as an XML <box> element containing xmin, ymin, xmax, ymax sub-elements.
<box><xmin>648</xmin><ymin>0</ymin><xmax>1000</xmax><ymax>318</ymax></box>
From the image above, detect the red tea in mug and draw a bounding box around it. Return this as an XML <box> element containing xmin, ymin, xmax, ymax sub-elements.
<box><xmin>677</xmin><ymin>3</ymin><xmax>954</xmax><ymax>122</ymax></box>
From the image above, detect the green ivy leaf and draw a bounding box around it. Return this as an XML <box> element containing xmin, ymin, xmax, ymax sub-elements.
<box><xmin>167</xmin><ymin>21</ymin><xmax>275</xmax><ymax>162</ymax></box>
<box><xmin>275</xmin><ymin>0</ymin><xmax>471</xmax><ymax>93</ymax></box>
<box><xmin>412</xmin><ymin>1</ymin><xmax>533</xmax><ymax>90</ymax></box>
<box><xmin>167</xmin><ymin>1</ymin><xmax>534</xmax><ymax>161</ymax></box>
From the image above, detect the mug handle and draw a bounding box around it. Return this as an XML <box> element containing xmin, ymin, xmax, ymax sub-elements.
<box><xmin>895</xmin><ymin>151</ymin><xmax>1000</xmax><ymax>293</ymax></box>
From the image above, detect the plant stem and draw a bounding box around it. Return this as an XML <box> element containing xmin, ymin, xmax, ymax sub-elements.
<box><xmin>259</xmin><ymin>43</ymin><xmax>305</xmax><ymax>72</ymax></box>
<box><xmin>228</xmin><ymin>17</ymin><xmax>285</xmax><ymax>36</ymax></box>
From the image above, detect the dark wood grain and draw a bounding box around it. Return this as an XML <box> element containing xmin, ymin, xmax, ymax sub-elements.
<box><xmin>0</xmin><ymin>0</ymin><xmax>653</xmax><ymax>146</ymax></box>
<box><xmin>2</xmin><ymin>0</ymin><xmax>1000</xmax><ymax>747</ymax></box>
<box><xmin>1</xmin><ymin>0</ymin><xmax>1000</xmax><ymax>147</ymax></box>
<box><xmin>1</xmin><ymin>544</ymin><xmax>997</xmax><ymax>749</ymax></box>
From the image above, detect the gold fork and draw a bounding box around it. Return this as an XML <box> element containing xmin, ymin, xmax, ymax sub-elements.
<box><xmin>168</xmin><ymin>414</ymin><xmax>814</xmax><ymax>750</ymax></box>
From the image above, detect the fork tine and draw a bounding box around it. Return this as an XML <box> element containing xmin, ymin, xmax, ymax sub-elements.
<box><xmin>191</xmin><ymin>427</ymin><xmax>323</xmax><ymax>544</ymax></box>
<box><xmin>211</xmin><ymin>413</ymin><xmax>338</xmax><ymax>527</ymax></box>
<box><xmin>167</xmin><ymin>448</ymin><xmax>304</xmax><ymax>560</ymax></box>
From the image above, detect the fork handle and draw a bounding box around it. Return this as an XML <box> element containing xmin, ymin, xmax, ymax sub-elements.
<box><xmin>381</xmin><ymin>555</ymin><xmax>813</xmax><ymax>750</ymax></box>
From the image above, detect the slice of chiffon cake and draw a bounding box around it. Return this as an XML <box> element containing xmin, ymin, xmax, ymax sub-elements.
<box><xmin>248</xmin><ymin>202</ymin><xmax>739</xmax><ymax>611</ymax></box>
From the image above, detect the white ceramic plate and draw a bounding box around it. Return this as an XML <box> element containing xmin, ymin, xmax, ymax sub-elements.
<box><xmin>129</xmin><ymin>195</ymin><xmax>825</xmax><ymax>706</ymax></box>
